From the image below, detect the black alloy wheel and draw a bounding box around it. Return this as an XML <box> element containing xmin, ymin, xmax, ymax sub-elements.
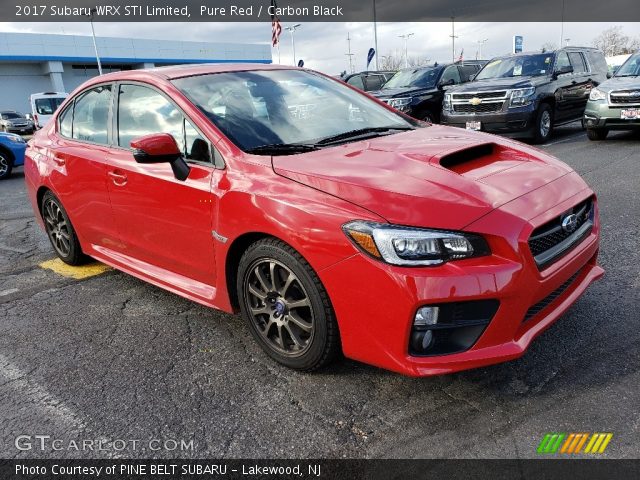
<box><xmin>41</xmin><ymin>191</ymin><xmax>86</xmax><ymax>265</ymax></box>
<box><xmin>237</xmin><ymin>238</ymin><xmax>340</xmax><ymax>371</ymax></box>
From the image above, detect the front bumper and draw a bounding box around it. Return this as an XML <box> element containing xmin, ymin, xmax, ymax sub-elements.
<box><xmin>441</xmin><ymin>104</ymin><xmax>537</xmax><ymax>137</ymax></box>
<box><xmin>319</xmin><ymin>177</ymin><xmax>602</xmax><ymax>376</ymax></box>
<box><xmin>584</xmin><ymin>101</ymin><xmax>640</xmax><ymax>130</ymax></box>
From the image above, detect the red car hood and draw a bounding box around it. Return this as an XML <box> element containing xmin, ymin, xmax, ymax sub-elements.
<box><xmin>272</xmin><ymin>126</ymin><xmax>575</xmax><ymax>230</ymax></box>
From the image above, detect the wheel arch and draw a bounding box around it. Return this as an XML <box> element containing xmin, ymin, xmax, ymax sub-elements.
<box><xmin>0</xmin><ymin>145</ymin><xmax>15</xmax><ymax>163</ymax></box>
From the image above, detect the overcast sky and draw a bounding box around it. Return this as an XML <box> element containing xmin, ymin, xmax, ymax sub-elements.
<box><xmin>1</xmin><ymin>21</ymin><xmax>639</xmax><ymax>73</ymax></box>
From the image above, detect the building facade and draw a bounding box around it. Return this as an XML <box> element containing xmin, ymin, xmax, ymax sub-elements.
<box><xmin>0</xmin><ymin>32</ymin><xmax>272</xmax><ymax>113</ymax></box>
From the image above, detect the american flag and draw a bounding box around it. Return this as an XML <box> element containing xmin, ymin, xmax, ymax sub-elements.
<box><xmin>271</xmin><ymin>0</ymin><xmax>282</xmax><ymax>47</ymax></box>
<box><xmin>458</xmin><ymin>48</ymin><xmax>464</xmax><ymax>62</ymax></box>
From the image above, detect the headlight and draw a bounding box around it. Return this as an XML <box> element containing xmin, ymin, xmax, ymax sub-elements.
<box><xmin>443</xmin><ymin>93</ymin><xmax>452</xmax><ymax>111</ymax></box>
<box><xmin>589</xmin><ymin>88</ymin><xmax>607</xmax><ymax>101</ymax></box>
<box><xmin>5</xmin><ymin>121</ymin><xmax>14</xmax><ymax>127</ymax></box>
<box><xmin>509</xmin><ymin>87</ymin><xmax>536</xmax><ymax>108</ymax></box>
<box><xmin>5</xmin><ymin>134</ymin><xmax>25</xmax><ymax>143</ymax></box>
<box><xmin>387</xmin><ymin>97</ymin><xmax>412</xmax><ymax>112</ymax></box>
<box><xmin>343</xmin><ymin>221</ymin><xmax>490</xmax><ymax>266</ymax></box>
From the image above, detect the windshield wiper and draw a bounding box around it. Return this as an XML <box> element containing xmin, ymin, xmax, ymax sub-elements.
<box><xmin>245</xmin><ymin>143</ymin><xmax>320</xmax><ymax>156</ymax></box>
<box><xmin>315</xmin><ymin>126</ymin><xmax>415</xmax><ymax>146</ymax></box>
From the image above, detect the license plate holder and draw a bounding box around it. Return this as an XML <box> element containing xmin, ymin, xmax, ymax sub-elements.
<box><xmin>621</xmin><ymin>108</ymin><xmax>640</xmax><ymax>120</ymax></box>
<box><xmin>466</xmin><ymin>121</ymin><xmax>481</xmax><ymax>131</ymax></box>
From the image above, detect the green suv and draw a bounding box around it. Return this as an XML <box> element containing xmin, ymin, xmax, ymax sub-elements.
<box><xmin>584</xmin><ymin>51</ymin><xmax>640</xmax><ymax>140</ymax></box>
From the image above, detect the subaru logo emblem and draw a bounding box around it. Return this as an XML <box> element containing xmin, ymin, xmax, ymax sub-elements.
<box><xmin>561</xmin><ymin>214</ymin><xmax>579</xmax><ymax>233</ymax></box>
<box><xmin>274</xmin><ymin>300</ymin><xmax>286</xmax><ymax>316</ymax></box>
<box><xmin>632</xmin><ymin>91</ymin><xmax>640</xmax><ymax>98</ymax></box>
<box><xmin>470</xmin><ymin>97</ymin><xmax>483</xmax><ymax>105</ymax></box>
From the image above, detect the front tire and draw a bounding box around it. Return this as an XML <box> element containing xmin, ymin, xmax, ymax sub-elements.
<box><xmin>237</xmin><ymin>238</ymin><xmax>341</xmax><ymax>371</ymax></box>
<box><xmin>41</xmin><ymin>191</ymin><xmax>87</xmax><ymax>265</ymax></box>
<box><xmin>587</xmin><ymin>128</ymin><xmax>609</xmax><ymax>141</ymax></box>
<box><xmin>532</xmin><ymin>103</ymin><xmax>554</xmax><ymax>144</ymax></box>
<box><xmin>0</xmin><ymin>151</ymin><xmax>13</xmax><ymax>180</ymax></box>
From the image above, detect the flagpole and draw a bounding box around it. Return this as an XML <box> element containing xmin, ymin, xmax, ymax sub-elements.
<box><xmin>277</xmin><ymin>43</ymin><xmax>281</xmax><ymax>64</ymax></box>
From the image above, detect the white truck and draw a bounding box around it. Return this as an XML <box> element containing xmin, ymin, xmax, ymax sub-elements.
<box><xmin>30</xmin><ymin>92</ymin><xmax>68</xmax><ymax>129</ymax></box>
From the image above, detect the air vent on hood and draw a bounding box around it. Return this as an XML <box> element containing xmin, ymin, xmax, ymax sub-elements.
<box><xmin>439</xmin><ymin>143</ymin><xmax>495</xmax><ymax>170</ymax></box>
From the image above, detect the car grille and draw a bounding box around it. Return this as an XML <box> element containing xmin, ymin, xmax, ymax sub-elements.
<box><xmin>453</xmin><ymin>103</ymin><xmax>503</xmax><ymax>114</ymax></box>
<box><xmin>523</xmin><ymin>269</ymin><xmax>582</xmax><ymax>322</ymax></box>
<box><xmin>609</xmin><ymin>90</ymin><xmax>640</xmax><ymax>105</ymax></box>
<box><xmin>453</xmin><ymin>91</ymin><xmax>507</xmax><ymax>100</ymax></box>
<box><xmin>450</xmin><ymin>90</ymin><xmax>508</xmax><ymax>115</ymax></box>
<box><xmin>528</xmin><ymin>198</ymin><xmax>594</xmax><ymax>270</ymax></box>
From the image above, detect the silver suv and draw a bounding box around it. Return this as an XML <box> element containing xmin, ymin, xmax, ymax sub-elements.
<box><xmin>0</xmin><ymin>111</ymin><xmax>35</xmax><ymax>135</ymax></box>
<box><xmin>584</xmin><ymin>51</ymin><xmax>640</xmax><ymax>140</ymax></box>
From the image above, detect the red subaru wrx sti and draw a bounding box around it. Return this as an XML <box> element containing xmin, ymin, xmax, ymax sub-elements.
<box><xmin>24</xmin><ymin>64</ymin><xmax>603</xmax><ymax>376</ymax></box>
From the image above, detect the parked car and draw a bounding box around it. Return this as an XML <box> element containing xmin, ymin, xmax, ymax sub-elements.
<box><xmin>584</xmin><ymin>51</ymin><xmax>640</xmax><ymax>140</ymax></box>
<box><xmin>442</xmin><ymin>47</ymin><xmax>608</xmax><ymax>143</ymax></box>
<box><xmin>30</xmin><ymin>92</ymin><xmax>68</xmax><ymax>129</ymax></box>
<box><xmin>0</xmin><ymin>132</ymin><xmax>26</xmax><ymax>180</ymax></box>
<box><xmin>0</xmin><ymin>111</ymin><xmax>35</xmax><ymax>134</ymax></box>
<box><xmin>370</xmin><ymin>61</ymin><xmax>485</xmax><ymax>123</ymax></box>
<box><xmin>25</xmin><ymin>64</ymin><xmax>602</xmax><ymax>376</ymax></box>
<box><xmin>342</xmin><ymin>71</ymin><xmax>396</xmax><ymax>92</ymax></box>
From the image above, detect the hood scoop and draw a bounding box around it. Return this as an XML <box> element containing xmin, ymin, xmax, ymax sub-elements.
<box><xmin>437</xmin><ymin>142</ymin><xmax>533</xmax><ymax>179</ymax></box>
<box><xmin>439</xmin><ymin>143</ymin><xmax>495</xmax><ymax>171</ymax></box>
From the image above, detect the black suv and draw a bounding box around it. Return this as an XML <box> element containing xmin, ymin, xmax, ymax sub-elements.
<box><xmin>369</xmin><ymin>61</ymin><xmax>485</xmax><ymax>123</ymax></box>
<box><xmin>342</xmin><ymin>71</ymin><xmax>396</xmax><ymax>92</ymax></box>
<box><xmin>441</xmin><ymin>47</ymin><xmax>608</xmax><ymax>143</ymax></box>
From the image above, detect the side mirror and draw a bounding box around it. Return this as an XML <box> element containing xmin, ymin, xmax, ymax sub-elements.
<box><xmin>438</xmin><ymin>78</ymin><xmax>455</xmax><ymax>89</ymax></box>
<box><xmin>131</xmin><ymin>133</ymin><xmax>191</xmax><ymax>181</ymax></box>
<box><xmin>554</xmin><ymin>65</ymin><xmax>574</xmax><ymax>77</ymax></box>
<box><xmin>606</xmin><ymin>71</ymin><xmax>613</xmax><ymax>79</ymax></box>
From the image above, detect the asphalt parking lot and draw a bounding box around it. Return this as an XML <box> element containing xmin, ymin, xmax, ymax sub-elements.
<box><xmin>1</xmin><ymin>124</ymin><xmax>639</xmax><ymax>460</ymax></box>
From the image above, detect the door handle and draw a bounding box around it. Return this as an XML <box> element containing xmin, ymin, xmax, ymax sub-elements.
<box><xmin>108</xmin><ymin>170</ymin><xmax>128</xmax><ymax>186</ymax></box>
<box><xmin>52</xmin><ymin>154</ymin><xmax>65</xmax><ymax>166</ymax></box>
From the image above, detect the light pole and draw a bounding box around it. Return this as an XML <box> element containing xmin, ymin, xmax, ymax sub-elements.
<box><xmin>373</xmin><ymin>0</ymin><xmax>379</xmax><ymax>70</ymax></box>
<box><xmin>476</xmin><ymin>38</ymin><xmax>488</xmax><ymax>60</ymax></box>
<box><xmin>450</xmin><ymin>17</ymin><xmax>458</xmax><ymax>63</ymax></box>
<box><xmin>285</xmin><ymin>24</ymin><xmax>301</xmax><ymax>66</ymax></box>
<box><xmin>398</xmin><ymin>33</ymin><xmax>414</xmax><ymax>68</ymax></box>
<box><xmin>87</xmin><ymin>8</ymin><xmax>102</xmax><ymax>75</ymax></box>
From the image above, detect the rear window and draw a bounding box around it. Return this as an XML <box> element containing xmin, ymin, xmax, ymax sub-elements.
<box><xmin>34</xmin><ymin>97</ymin><xmax>66</xmax><ymax>115</ymax></box>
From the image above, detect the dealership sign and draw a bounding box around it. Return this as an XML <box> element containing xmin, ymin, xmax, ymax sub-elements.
<box><xmin>513</xmin><ymin>35</ymin><xmax>524</xmax><ymax>53</ymax></box>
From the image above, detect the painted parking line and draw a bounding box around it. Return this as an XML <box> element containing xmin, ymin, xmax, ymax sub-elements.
<box><xmin>39</xmin><ymin>258</ymin><xmax>112</xmax><ymax>280</ymax></box>
<box><xmin>541</xmin><ymin>131</ymin><xmax>587</xmax><ymax>147</ymax></box>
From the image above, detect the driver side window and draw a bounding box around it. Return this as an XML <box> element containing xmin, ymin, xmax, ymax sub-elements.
<box><xmin>441</xmin><ymin>66</ymin><xmax>461</xmax><ymax>85</ymax></box>
<box><xmin>117</xmin><ymin>84</ymin><xmax>212</xmax><ymax>164</ymax></box>
<box><xmin>555</xmin><ymin>52</ymin><xmax>571</xmax><ymax>71</ymax></box>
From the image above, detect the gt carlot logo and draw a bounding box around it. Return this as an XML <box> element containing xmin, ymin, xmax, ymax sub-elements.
<box><xmin>537</xmin><ymin>432</ymin><xmax>613</xmax><ymax>454</ymax></box>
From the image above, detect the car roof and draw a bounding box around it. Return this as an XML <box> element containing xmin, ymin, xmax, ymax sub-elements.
<box><xmin>91</xmin><ymin>63</ymin><xmax>292</xmax><ymax>83</ymax></box>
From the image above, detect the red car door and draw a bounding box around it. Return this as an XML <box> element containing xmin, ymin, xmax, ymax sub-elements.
<box><xmin>104</xmin><ymin>83</ymin><xmax>219</xmax><ymax>290</ymax></box>
<box><xmin>51</xmin><ymin>84</ymin><xmax>122</xmax><ymax>251</ymax></box>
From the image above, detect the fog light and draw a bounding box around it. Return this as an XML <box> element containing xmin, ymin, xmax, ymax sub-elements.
<box><xmin>414</xmin><ymin>306</ymin><xmax>439</xmax><ymax>327</ymax></box>
<box><xmin>411</xmin><ymin>330</ymin><xmax>434</xmax><ymax>352</ymax></box>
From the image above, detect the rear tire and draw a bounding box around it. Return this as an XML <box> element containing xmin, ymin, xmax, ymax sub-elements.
<box><xmin>532</xmin><ymin>103</ymin><xmax>554</xmax><ymax>144</ymax></box>
<box><xmin>587</xmin><ymin>128</ymin><xmax>609</xmax><ymax>141</ymax></box>
<box><xmin>237</xmin><ymin>238</ymin><xmax>341</xmax><ymax>371</ymax></box>
<box><xmin>41</xmin><ymin>191</ymin><xmax>87</xmax><ymax>265</ymax></box>
<box><xmin>0</xmin><ymin>150</ymin><xmax>13</xmax><ymax>180</ymax></box>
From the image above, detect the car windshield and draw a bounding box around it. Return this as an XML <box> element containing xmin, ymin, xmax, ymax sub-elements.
<box><xmin>1</xmin><ymin>112</ymin><xmax>23</xmax><ymax>119</ymax></box>
<box><xmin>475</xmin><ymin>54</ymin><xmax>554</xmax><ymax>80</ymax></box>
<box><xmin>173</xmin><ymin>69</ymin><xmax>415</xmax><ymax>152</ymax></box>
<box><xmin>35</xmin><ymin>97</ymin><xmax>66</xmax><ymax>115</ymax></box>
<box><xmin>615</xmin><ymin>53</ymin><xmax>640</xmax><ymax>77</ymax></box>
<box><xmin>383</xmin><ymin>67</ymin><xmax>440</xmax><ymax>89</ymax></box>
